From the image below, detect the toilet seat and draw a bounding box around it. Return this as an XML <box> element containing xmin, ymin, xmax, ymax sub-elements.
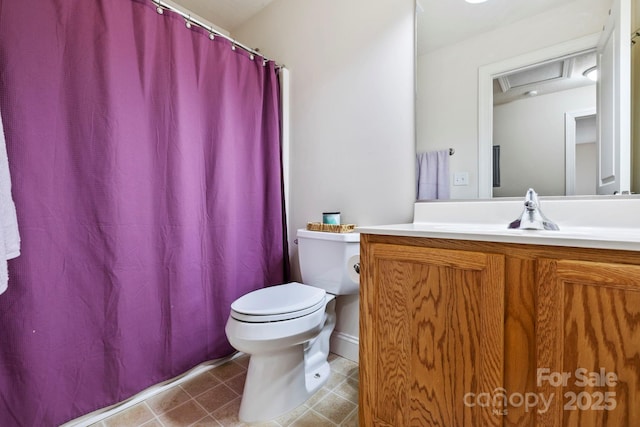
<box><xmin>230</xmin><ymin>282</ymin><xmax>327</xmax><ymax>323</ymax></box>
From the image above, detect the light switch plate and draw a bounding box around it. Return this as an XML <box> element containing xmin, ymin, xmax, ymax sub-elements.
<box><xmin>454</xmin><ymin>172</ymin><xmax>469</xmax><ymax>186</ymax></box>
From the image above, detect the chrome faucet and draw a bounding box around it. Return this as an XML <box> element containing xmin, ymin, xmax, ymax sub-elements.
<box><xmin>508</xmin><ymin>188</ymin><xmax>559</xmax><ymax>230</ymax></box>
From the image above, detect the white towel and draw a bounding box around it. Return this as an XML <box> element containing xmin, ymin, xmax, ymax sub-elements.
<box><xmin>416</xmin><ymin>150</ymin><xmax>450</xmax><ymax>200</ymax></box>
<box><xmin>0</xmin><ymin>108</ymin><xmax>20</xmax><ymax>295</ymax></box>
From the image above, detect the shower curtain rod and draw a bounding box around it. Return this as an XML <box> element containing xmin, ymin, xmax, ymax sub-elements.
<box><xmin>150</xmin><ymin>0</ymin><xmax>282</xmax><ymax>68</ymax></box>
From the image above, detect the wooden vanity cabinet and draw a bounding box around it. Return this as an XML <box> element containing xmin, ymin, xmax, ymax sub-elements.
<box><xmin>536</xmin><ymin>258</ymin><xmax>640</xmax><ymax>427</ymax></box>
<box><xmin>359</xmin><ymin>234</ymin><xmax>640</xmax><ymax>427</ymax></box>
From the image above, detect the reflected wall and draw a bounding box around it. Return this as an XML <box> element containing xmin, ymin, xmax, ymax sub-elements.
<box><xmin>416</xmin><ymin>0</ymin><xmax>610</xmax><ymax>198</ymax></box>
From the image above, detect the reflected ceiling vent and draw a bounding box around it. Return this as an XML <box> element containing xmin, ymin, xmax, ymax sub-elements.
<box><xmin>492</xmin><ymin>51</ymin><xmax>597</xmax><ymax>106</ymax></box>
<box><xmin>497</xmin><ymin>58</ymin><xmax>573</xmax><ymax>93</ymax></box>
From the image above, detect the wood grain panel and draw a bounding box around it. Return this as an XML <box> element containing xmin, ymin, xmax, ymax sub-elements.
<box><xmin>503</xmin><ymin>257</ymin><xmax>537</xmax><ymax>427</ymax></box>
<box><xmin>375</xmin><ymin>257</ymin><xmax>411</xmax><ymax>424</ymax></box>
<box><xmin>537</xmin><ymin>259</ymin><xmax>640</xmax><ymax>427</ymax></box>
<box><xmin>360</xmin><ymin>241</ymin><xmax>504</xmax><ymax>426</ymax></box>
<box><xmin>360</xmin><ymin>234</ymin><xmax>640</xmax><ymax>266</ymax></box>
<box><xmin>408</xmin><ymin>264</ymin><xmax>481</xmax><ymax>426</ymax></box>
<box><xmin>359</xmin><ymin>234</ymin><xmax>378</xmax><ymax>427</ymax></box>
<box><xmin>536</xmin><ymin>259</ymin><xmax>563</xmax><ymax>427</ymax></box>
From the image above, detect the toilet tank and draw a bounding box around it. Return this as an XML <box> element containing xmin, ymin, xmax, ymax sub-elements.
<box><xmin>297</xmin><ymin>229</ymin><xmax>360</xmax><ymax>295</ymax></box>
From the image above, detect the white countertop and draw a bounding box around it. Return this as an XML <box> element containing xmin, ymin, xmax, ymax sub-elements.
<box><xmin>356</xmin><ymin>222</ymin><xmax>640</xmax><ymax>251</ymax></box>
<box><xmin>356</xmin><ymin>197</ymin><xmax>640</xmax><ymax>251</ymax></box>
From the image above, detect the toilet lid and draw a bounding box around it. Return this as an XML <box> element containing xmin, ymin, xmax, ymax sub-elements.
<box><xmin>230</xmin><ymin>282</ymin><xmax>326</xmax><ymax>322</ymax></box>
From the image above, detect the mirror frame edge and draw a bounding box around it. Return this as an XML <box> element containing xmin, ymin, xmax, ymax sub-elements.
<box><xmin>477</xmin><ymin>32</ymin><xmax>603</xmax><ymax>198</ymax></box>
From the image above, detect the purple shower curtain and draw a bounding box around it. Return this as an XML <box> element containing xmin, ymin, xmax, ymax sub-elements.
<box><xmin>0</xmin><ymin>0</ymin><xmax>286</xmax><ymax>425</ymax></box>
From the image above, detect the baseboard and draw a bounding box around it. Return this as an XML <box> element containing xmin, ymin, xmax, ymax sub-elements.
<box><xmin>330</xmin><ymin>331</ymin><xmax>359</xmax><ymax>363</ymax></box>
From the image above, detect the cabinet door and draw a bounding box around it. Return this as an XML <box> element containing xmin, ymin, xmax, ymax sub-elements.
<box><xmin>360</xmin><ymin>243</ymin><xmax>505</xmax><ymax>427</ymax></box>
<box><xmin>537</xmin><ymin>259</ymin><xmax>640</xmax><ymax>426</ymax></box>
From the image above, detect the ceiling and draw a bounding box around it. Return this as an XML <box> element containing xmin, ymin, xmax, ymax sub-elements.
<box><xmin>417</xmin><ymin>0</ymin><xmax>600</xmax><ymax>105</ymax></box>
<box><xmin>170</xmin><ymin>0</ymin><xmax>583</xmax><ymax>54</ymax></box>
<box><xmin>417</xmin><ymin>0</ymin><xmax>578</xmax><ymax>55</ymax></box>
<box><xmin>168</xmin><ymin>0</ymin><xmax>274</xmax><ymax>32</ymax></box>
<box><xmin>169</xmin><ymin>0</ymin><xmax>599</xmax><ymax>104</ymax></box>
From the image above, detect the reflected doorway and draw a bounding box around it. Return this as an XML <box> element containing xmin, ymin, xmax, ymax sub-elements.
<box><xmin>565</xmin><ymin>109</ymin><xmax>597</xmax><ymax>195</ymax></box>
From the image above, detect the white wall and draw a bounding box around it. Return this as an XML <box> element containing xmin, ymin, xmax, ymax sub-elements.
<box><xmin>633</xmin><ymin>0</ymin><xmax>640</xmax><ymax>193</ymax></box>
<box><xmin>575</xmin><ymin>115</ymin><xmax>597</xmax><ymax>194</ymax></box>
<box><xmin>492</xmin><ymin>85</ymin><xmax>595</xmax><ymax>197</ymax></box>
<box><xmin>232</xmin><ymin>0</ymin><xmax>416</xmax><ymax>360</ymax></box>
<box><xmin>417</xmin><ymin>0</ymin><xmax>610</xmax><ymax>199</ymax></box>
<box><xmin>576</xmin><ymin>143</ymin><xmax>597</xmax><ymax>194</ymax></box>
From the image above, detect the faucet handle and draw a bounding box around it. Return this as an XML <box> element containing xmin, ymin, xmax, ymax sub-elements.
<box><xmin>524</xmin><ymin>188</ymin><xmax>539</xmax><ymax>210</ymax></box>
<box><xmin>508</xmin><ymin>188</ymin><xmax>559</xmax><ymax>230</ymax></box>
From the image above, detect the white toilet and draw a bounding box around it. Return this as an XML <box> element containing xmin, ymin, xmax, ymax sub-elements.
<box><xmin>225</xmin><ymin>228</ymin><xmax>360</xmax><ymax>423</ymax></box>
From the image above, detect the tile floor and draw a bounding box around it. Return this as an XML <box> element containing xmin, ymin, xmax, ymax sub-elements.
<box><xmin>90</xmin><ymin>353</ymin><xmax>359</xmax><ymax>427</ymax></box>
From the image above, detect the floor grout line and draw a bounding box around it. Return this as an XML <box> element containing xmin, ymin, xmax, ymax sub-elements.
<box><xmin>98</xmin><ymin>353</ymin><xmax>357</xmax><ymax>427</ymax></box>
<box><xmin>192</xmin><ymin>395</ymin><xmax>216</xmax><ymax>420</ymax></box>
<box><xmin>340</xmin><ymin>406</ymin><xmax>358</xmax><ymax>427</ymax></box>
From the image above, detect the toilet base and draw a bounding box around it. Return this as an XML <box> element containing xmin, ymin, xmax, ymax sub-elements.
<box><xmin>237</xmin><ymin>299</ymin><xmax>336</xmax><ymax>423</ymax></box>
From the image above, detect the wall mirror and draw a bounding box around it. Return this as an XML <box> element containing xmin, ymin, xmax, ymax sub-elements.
<box><xmin>416</xmin><ymin>0</ymin><xmax>638</xmax><ymax>200</ymax></box>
